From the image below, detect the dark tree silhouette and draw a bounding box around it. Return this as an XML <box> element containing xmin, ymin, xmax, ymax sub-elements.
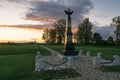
<box><xmin>112</xmin><ymin>16</ymin><xmax>120</xmax><ymax>43</ymax></box>
<box><xmin>107</xmin><ymin>36</ymin><xmax>114</xmax><ymax>45</ymax></box>
<box><xmin>49</xmin><ymin>29</ymin><xmax>56</xmax><ymax>43</ymax></box>
<box><xmin>77</xmin><ymin>18</ymin><xmax>93</xmax><ymax>44</ymax></box>
<box><xmin>42</xmin><ymin>28</ymin><xmax>50</xmax><ymax>43</ymax></box>
<box><xmin>53</xmin><ymin>19</ymin><xmax>66</xmax><ymax>44</ymax></box>
<box><xmin>93</xmin><ymin>33</ymin><xmax>102</xmax><ymax>44</ymax></box>
<box><xmin>42</xmin><ymin>19</ymin><xmax>66</xmax><ymax>44</ymax></box>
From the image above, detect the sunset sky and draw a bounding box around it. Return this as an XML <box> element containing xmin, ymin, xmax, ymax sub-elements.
<box><xmin>0</xmin><ymin>0</ymin><xmax>120</xmax><ymax>42</ymax></box>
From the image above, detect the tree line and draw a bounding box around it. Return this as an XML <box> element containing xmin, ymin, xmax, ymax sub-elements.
<box><xmin>42</xmin><ymin>16</ymin><xmax>120</xmax><ymax>46</ymax></box>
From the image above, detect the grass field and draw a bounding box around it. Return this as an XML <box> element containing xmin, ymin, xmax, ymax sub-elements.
<box><xmin>0</xmin><ymin>44</ymin><xmax>50</xmax><ymax>55</ymax></box>
<box><xmin>45</xmin><ymin>44</ymin><xmax>120</xmax><ymax>59</ymax></box>
<box><xmin>0</xmin><ymin>44</ymin><xmax>79</xmax><ymax>80</ymax></box>
<box><xmin>0</xmin><ymin>44</ymin><xmax>50</xmax><ymax>80</ymax></box>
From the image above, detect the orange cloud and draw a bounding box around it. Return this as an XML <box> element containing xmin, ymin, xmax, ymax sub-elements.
<box><xmin>0</xmin><ymin>23</ymin><xmax>56</xmax><ymax>32</ymax></box>
<box><xmin>0</xmin><ymin>25</ymin><xmax>43</xmax><ymax>30</ymax></box>
<box><xmin>72</xmin><ymin>27</ymin><xmax>78</xmax><ymax>33</ymax></box>
<box><xmin>26</xmin><ymin>16</ymin><xmax>40</xmax><ymax>21</ymax></box>
<box><xmin>41</xmin><ymin>16</ymin><xmax>58</xmax><ymax>23</ymax></box>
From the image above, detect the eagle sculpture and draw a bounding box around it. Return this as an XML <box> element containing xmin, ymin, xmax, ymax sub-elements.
<box><xmin>64</xmin><ymin>8</ymin><xmax>73</xmax><ymax>16</ymax></box>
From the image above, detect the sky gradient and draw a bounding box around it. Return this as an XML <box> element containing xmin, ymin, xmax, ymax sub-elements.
<box><xmin>87</xmin><ymin>0</ymin><xmax>120</xmax><ymax>26</ymax></box>
<box><xmin>0</xmin><ymin>0</ymin><xmax>120</xmax><ymax>42</ymax></box>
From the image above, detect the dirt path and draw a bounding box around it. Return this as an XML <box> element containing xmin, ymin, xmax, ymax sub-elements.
<box><xmin>40</xmin><ymin>45</ymin><xmax>61</xmax><ymax>54</ymax></box>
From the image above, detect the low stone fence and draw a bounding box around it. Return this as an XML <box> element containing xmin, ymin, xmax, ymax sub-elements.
<box><xmin>93</xmin><ymin>53</ymin><xmax>120</xmax><ymax>66</ymax></box>
<box><xmin>35</xmin><ymin>50</ymin><xmax>120</xmax><ymax>72</ymax></box>
<box><xmin>35</xmin><ymin>51</ymin><xmax>76</xmax><ymax>71</ymax></box>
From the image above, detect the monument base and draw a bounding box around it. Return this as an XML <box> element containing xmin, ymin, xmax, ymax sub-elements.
<box><xmin>64</xmin><ymin>50</ymin><xmax>78</xmax><ymax>56</ymax></box>
<box><xmin>64</xmin><ymin>43</ymin><xmax>78</xmax><ymax>56</ymax></box>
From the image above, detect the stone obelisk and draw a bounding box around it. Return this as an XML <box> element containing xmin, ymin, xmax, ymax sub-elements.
<box><xmin>64</xmin><ymin>8</ymin><xmax>77</xmax><ymax>56</ymax></box>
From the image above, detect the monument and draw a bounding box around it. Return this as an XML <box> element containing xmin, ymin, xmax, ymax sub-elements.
<box><xmin>64</xmin><ymin>8</ymin><xmax>78</xmax><ymax>56</ymax></box>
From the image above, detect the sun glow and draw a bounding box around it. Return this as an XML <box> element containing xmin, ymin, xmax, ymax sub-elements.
<box><xmin>0</xmin><ymin>27</ymin><xmax>44</xmax><ymax>43</ymax></box>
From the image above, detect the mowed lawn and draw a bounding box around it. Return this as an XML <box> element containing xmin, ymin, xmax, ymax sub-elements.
<box><xmin>0</xmin><ymin>44</ymin><xmax>51</xmax><ymax>80</ymax></box>
<box><xmin>45</xmin><ymin>44</ymin><xmax>120</xmax><ymax>59</ymax></box>
<box><xmin>0</xmin><ymin>44</ymin><xmax>50</xmax><ymax>55</ymax></box>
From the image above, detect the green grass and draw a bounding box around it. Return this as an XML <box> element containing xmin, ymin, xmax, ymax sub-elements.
<box><xmin>0</xmin><ymin>44</ymin><xmax>50</xmax><ymax>55</ymax></box>
<box><xmin>99</xmin><ymin>66</ymin><xmax>120</xmax><ymax>72</ymax></box>
<box><xmin>45</xmin><ymin>44</ymin><xmax>120</xmax><ymax>59</ymax></box>
<box><xmin>0</xmin><ymin>54</ymin><xmax>79</xmax><ymax>80</ymax></box>
<box><xmin>0</xmin><ymin>44</ymin><xmax>79</xmax><ymax>80</ymax></box>
<box><xmin>0</xmin><ymin>54</ymin><xmax>35</xmax><ymax>80</ymax></box>
<box><xmin>37</xmin><ymin>69</ymin><xmax>80</xmax><ymax>80</ymax></box>
<box><xmin>76</xmin><ymin>45</ymin><xmax>120</xmax><ymax>59</ymax></box>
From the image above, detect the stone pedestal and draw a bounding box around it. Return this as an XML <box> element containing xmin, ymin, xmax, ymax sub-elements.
<box><xmin>64</xmin><ymin>9</ymin><xmax>78</xmax><ymax>56</ymax></box>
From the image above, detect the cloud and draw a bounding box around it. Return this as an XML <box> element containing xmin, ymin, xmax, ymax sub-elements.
<box><xmin>93</xmin><ymin>21</ymin><xmax>101</xmax><ymax>26</ymax></box>
<box><xmin>4</xmin><ymin>0</ymin><xmax>93</xmax><ymax>25</ymax></box>
<box><xmin>95</xmin><ymin>14</ymin><xmax>108</xmax><ymax>18</ymax></box>
<box><xmin>24</xmin><ymin>0</ymin><xmax>93</xmax><ymax>24</ymax></box>
<box><xmin>0</xmin><ymin>0</ymin><xmax>23</xmax><ymax>4</ymax></box>
<box><xmin>0</xmin><ymin>0</ymin><xmax>93</xmax><ymax>30</ymax></box>
<box><xmin>92</xmin><ymin>26</ymin><xmax>116</xmax><ymax>40</ymax></box>
<box><xmin>0</xmin><ymin>24</ymin><xmax>53</xmax><ymax>30</ymax></box>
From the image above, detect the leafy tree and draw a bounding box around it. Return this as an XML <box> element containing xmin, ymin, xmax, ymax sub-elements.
<box><xmin>53</xmin><ymin>19</ymin><xmax>66</xmax><ymax>44</ymax></box>
<box><xmin>93</xmin><ymin>32</ymin><xmax>102</xmax><ymax>44</ymax></box>
<box><xmin>107</xmin><ymin>36</ymin><xmax>114</xmax><ymax>44</ymax></box>
<box><xmin>77</xmin><ymin>18</ymin><xmax>93</xmax><ymax>44</ymax></box>
<box><xmin>42</xmin><ymin>29</ymin><xmax>56</xmax><ymax>43</ymax></box>
<box><xmin>49</xmin><ymin>29</ymin><xmax>56</xmax><ymax>43</ymax></box>
<box><xmin>42</xmin><ymin>28</ymin><xmax>50</xmax><ymax>43</ymax></box>
<box><xmin>112</xmin><ymin>16</ymin><xmax>120</xmax><ymax>42</ymax></box>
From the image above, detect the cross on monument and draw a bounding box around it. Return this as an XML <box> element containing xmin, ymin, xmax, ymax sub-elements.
<box><xmin>64</xmin><ymin>8</ymin><xmax>78</xmax><ymax>56</ymax></box>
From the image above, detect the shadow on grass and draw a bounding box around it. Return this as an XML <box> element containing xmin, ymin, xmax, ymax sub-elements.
<box><xmin>99</xmin><ymin>66</ymin><xmax>120</xmax><ymax>72</ymax></box>
<box><xmin>35</xmin><ymin>69</ymin><xmax>80</xmax><ymax>80</ymax></box>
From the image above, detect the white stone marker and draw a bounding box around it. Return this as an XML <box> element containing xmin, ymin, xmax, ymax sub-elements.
<box><xmin>37</xmin><ymin>51</ymin><xmax>42</xmax><ymax>58</ymax></box>
<box><xmin>68</xmin><ymin>57</ymin><xmax>73</xmax><ymax>68</ymax></box>
<box><xmin>97</xmin><ymin>52</ymin><xmax>102</xmax><ymax>60</ymax></box>
<box><xmin>93</xmin><ymin>57</ymin><xmax>101</xmax><ymax>66</ymax></box>
<box><xmin>112</xmin><ymin>55</ymin><xmax>120</xmax><ymax>66</ymax></box>
<box><xmin>93</xmin><ymin>53</ymin><xmax>103</xmax><ymax>66</ymax></box>
<box><xmin>38</xmin><ymin>57</ymin><xmax>46</xmax><ymax>71</ymax></box>
<box><xmin>87</xmin><ymin>51</ymin><xmax>91</xmax><ymax>57</ymax></box>
<box><xmin>35</xmin><ymin>51</ymin><xmax>41</xmax><ymax>71</ymax></box>
<box><xmin>78</xmin><ymin>50</ymin><xmax>83</xmax><ymax>57</ymax></box>
<box><xmin>52</xmin><ymin>51</ymin><xmax>57</xmax><ymax>57</ymax></box>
